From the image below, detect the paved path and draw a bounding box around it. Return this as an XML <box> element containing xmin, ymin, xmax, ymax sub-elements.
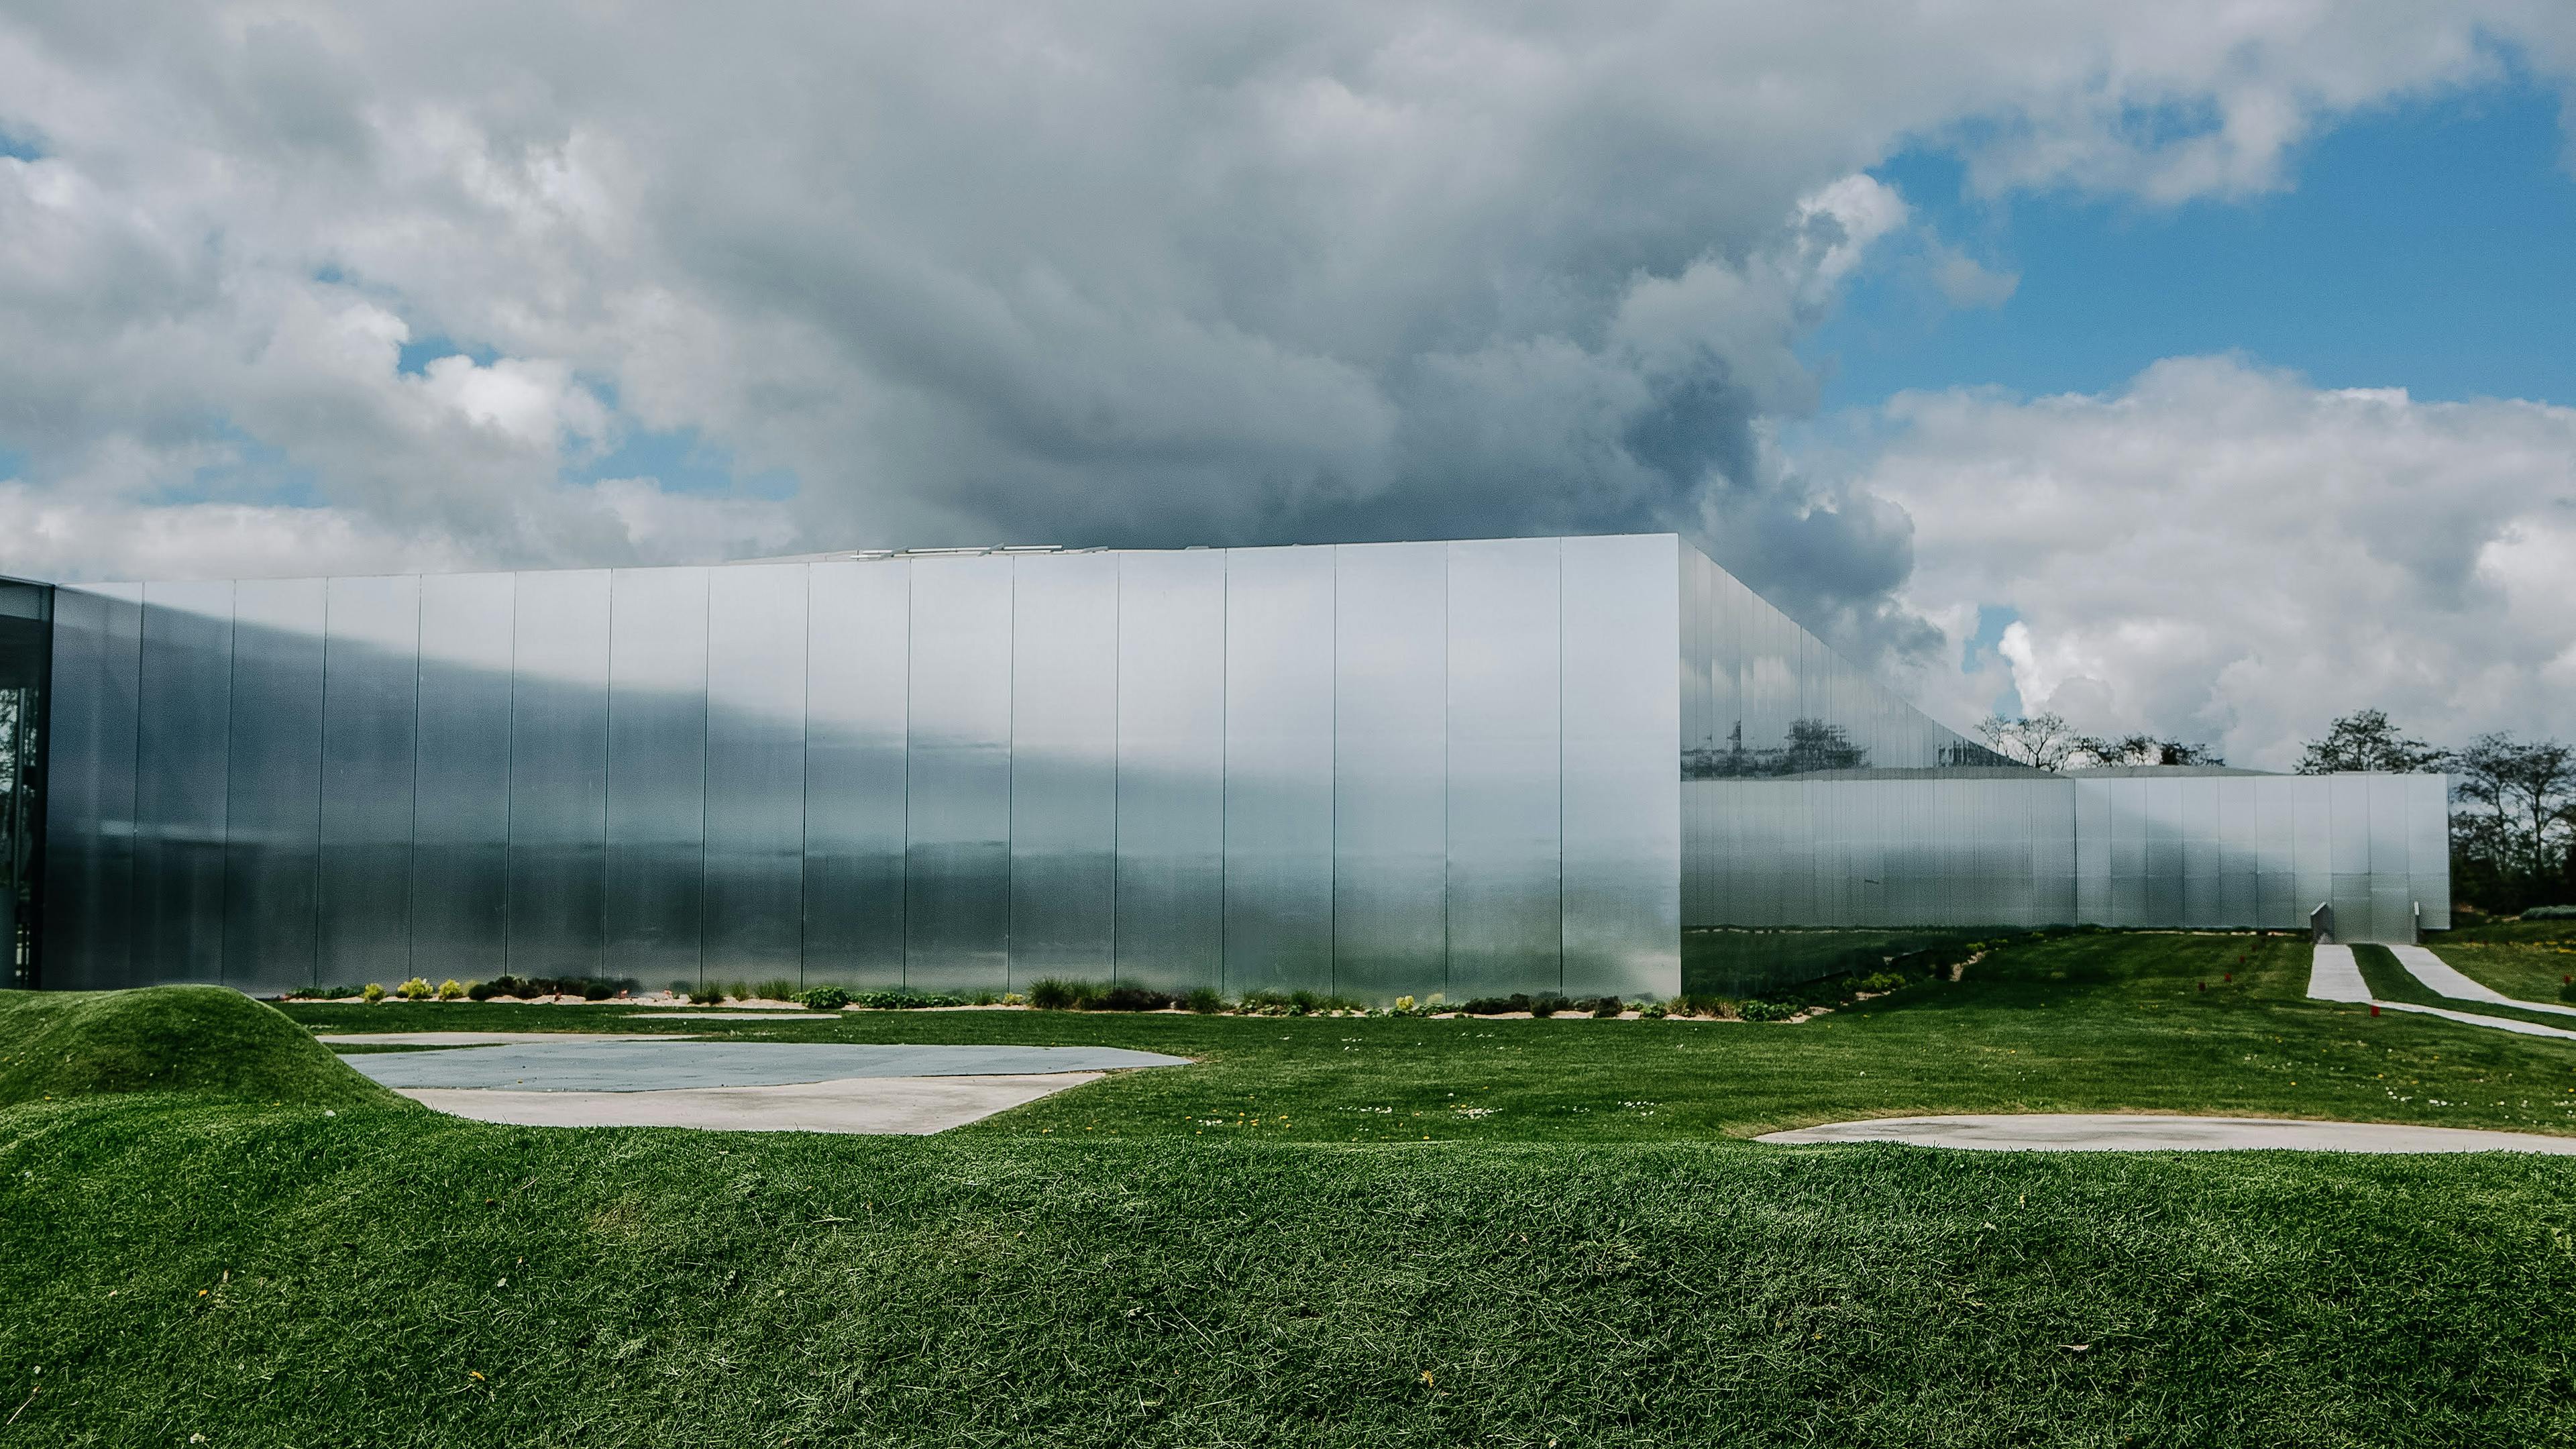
<box><xmin>1761</xmin><ymin>1114</ymin><xmax>2576</xmax><ymax>1153</ymax></box>
<box><xmin>2305</xmin><ymin>944</ymin><xmax>2576</xmax><ymax>1040</ymax></box>
<box><xmin>343</xmin><ymin>1039</ymin><xmax>1191</xmax><ymax>1091</ymax></box>
<box><xmin>317</xmin><ymin>1032</ymin><xmax>694</xmax><ymax>1046</ymax></box>
<box><xmin>396</xmin><ymin>1073</ymin><xmax>1102</xmax><ymax>1134</ymax></box>
<box><xmin>2307</xmin><ymin>943</ymin><xmax>2370</xmax><ymax>1002</ymax></box>
<box><xmin>2390</xmin><ymin>944</ymin><xmax>2576</xmax><ymax>1018</ymax></box>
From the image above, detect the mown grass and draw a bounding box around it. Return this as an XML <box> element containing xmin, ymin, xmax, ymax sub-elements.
<box><xmin>2431</xmin><ymin>938</ymin><xmax>2576</xmax><ymax>1005</ymax></box>
<box><xmin>2353</xmin><ymin>945</ymin><xmax>2576</xmax><ymax>1036</ymax></box>
<box><xmin>289</xmin><ymin>932</ymin><xmax>2576</xmax><ymax>1140</ymax></box>
<box><xmin>9</xmin><ymin>933</ymin><xmax>2576</xmax><ymax>1444</ymax></box>
<box><xmin>3</xmin><ymin>1096</ymin><xmax>2574</xmax><ymax>1446</ymax></box>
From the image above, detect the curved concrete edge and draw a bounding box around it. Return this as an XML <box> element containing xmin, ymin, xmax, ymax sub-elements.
<box><xmin>317</xmin><ymin>1032</ymin><xmax>696</xmax><ymax>1046</ymax></box>
<box><xmin>1758</xmin><ymin>1113</ymin><xmax>2576</xmax><ymax>1154</ymax></box>
<box><xmin>394</xmin><ymin>1072</ymin><xmax>1103</xmax><ymax>1135</ymax></box>
<box><xmin>2392</xmin><ymin>945</ymin><xmax>2576</xmax><ymax>1018</ymax></box>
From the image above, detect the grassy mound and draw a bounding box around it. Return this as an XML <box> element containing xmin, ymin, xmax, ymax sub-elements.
<box><xmin>0</xmin><ymin>985</ymin><xmax>394</xmax><ymax>1108</ymax></box>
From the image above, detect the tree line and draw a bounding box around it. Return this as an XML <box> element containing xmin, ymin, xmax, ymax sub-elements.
<box><xmin>1978</xmin><ymin>706</ymin><xmax>2574</xmax><ymax>915</ymax></box>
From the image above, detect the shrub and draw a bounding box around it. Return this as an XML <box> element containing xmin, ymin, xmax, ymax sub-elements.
<box><xmin>1458</xmin><ymin>994</ymin><xmax>1529</xmax><ymax>1016</ymax></box>
<box><xmin>435</xmin><ymin>979</ymin><xmax>466</xmax><ymax>1001</ymax></box>
<box><xmin>1528</xmin><ymin>993</ymin><xmax>1571</xmax><ymax>1018</ymax></box>
<box><xmin>1028</xmin><ymin>978</ymin><xmax>1079</xmax><ymax>1010</ymax></box>
<box><xmin>396</xmin><ymin>977</ymin><xmax>433</xmax><ymax>1001</ymax></box>
<box><xmin>1589</xmin><ymin>996</ymin><xmax>1623</xmax><ymax>1018</ymax></box>
<box><xmin>687</xmin><ymin>982</ymin><xmax>728</xmax><ymax>1006</ymax></box>
<box><xmin>467</xmin><ymin>977</ymin><xmax>511</xmax><ymax>1002</ymax></box>
<box><xmin>796</xmin><ymin>985</ymin><xmax>853</xmax><ymax>1012</ymax></box>
<box><xmin>1853</xmin><ymin>971</ymin><xmax>1908</xmax><ymax>994</ymax></box>
<box><xmin>1001</xmin><ymin>992</ymin><xmax>1027</xmax><ymax>1006</ymax></box>
<box><xmin>1739</xmin><ymin>999</ymin><xmax>1798</xmax><ymax>1022</ymax></box>
<box><xmin>851</xmin><ymin>989</ymin><xmax>971</xmax><ymax>1010</ymax></box>
<box><xmin>1185</xmin><ymin>987</ymin><xmax>1224</xmax><ymax>1014</ymax></box>
<box><xmin>1638</xmin><ymin>1000</ymin><xmax>1668</xmax><ymax>1019</ymax></box>
<box><xmin>1092</xmin><ymin>983</ymin><xmax>1173</xmax><ymax>1012</ymax></box>
<box><xmin>751</xmin><ymin>978</ymin><xmax>799</xmax><ymax>1003</ymax></box>
<box><xmin>361</xmin><ymin>982</ymin><xmax>385</xmax><ymax>1004</ymax></box>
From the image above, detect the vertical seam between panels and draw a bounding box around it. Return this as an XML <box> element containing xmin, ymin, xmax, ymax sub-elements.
<box><xmin>311</xmin><ymin>582</ymin><xmax>329</xmax><ymax>992</ymax></box>
<box><xmin>797</xmin><ymin>565</ymin><xmax>813</xmax><ymax>988</ymax></box>
<box><xmin>696</xmin><ymin>572</ymin><xmax>712</xmax><ymax>987</ymax></box>
<box><xmin>1328</xmin><ymin>547</ymin><xmax>1338</xmax><ymax>1000</ymax></box>
<box><xmin>900</xmin><ymin>564</ymin><xmax>914</xmax><ymax>991</ymax></box>
<box><xmin>1006</xmin><ymin>558</ymin><xmax>1018</xmax><ymax>993</ymax></box>
<box><xmin>1556</xmin><ymin>542</ymin><xmax>1566</xmax><ymax>992</ymax></box>
<box><xmin>500</xmin><ymin>576</ymin><xmax>517</xmax><ymax>974</ymax></box>
<box><xmin>405</xmin><ymin>577</ymin><xmax>422</xmax><ymax>983</ymax></box>
<box><xmin>1218</xmin><ymin>551</ymin><xmax>1228</xmax><ymax>1000</ymax></box>
<box><xmin>1440</xmin><ymin>543</ymin><xmax>1450</xmax><ymax>1002</ymax></box>
<box><xmin>1109</xmin><ymin>553</ymin><xmax>1121</xmax><ymax>985</ymax></box>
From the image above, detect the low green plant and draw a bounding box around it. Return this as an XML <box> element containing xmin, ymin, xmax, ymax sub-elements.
<box><xmin>1028</xmin><ymin>979</ymin><xmax>1082</xmax><ymax>1010</ymax></box>
<box><xmin>751</xmin><ymin>978</ymin><xmax>799</xmax><ymax>1003</ymax></box>
<box><xmin>435</xmin><ymin>979</ymin><xmax>466</xmax><ymax>1001</ymax></box>
<box><xmin>1184</xmin><ymin>987</ymin><xmax>1224</xmax><ymax>1014</ymax></box>
<box><xmin>1853</xmin><ymin>971</ymin><xmax>1909</xmax><ymax>994</ymax></box>
<box><xmin>360</xmin><ymin>981</ymin><xmax>385</xmax><ymax>1004</ymax></box>
<box><xmin>1638</xmin><ymin>999</ymin><xmax>1668</xmax><ymax>1019</ymax></box>
<box><xmin>1738</xmin><ymin>999</ymin><xmax>1798</xmax><ymax>1022</ymax></box>
<box><xmin>686</xmin><ymin>982</ymin><xmax>728</xmax><ymax>1006</ymax></box>
<box><xmin>396</xmin><ymin>977</ymin><xmax>433</xmax><ymax>1002</ymax></box>
<box><xmin>1588</xmin><ymin>996</ymin><xmax>1622</xmax><ymax>1018</ymax></box>
<box><xmin>796</xmin><ymin>985</ymin><xmax>853</xmax><ymax>1012</ymax></box>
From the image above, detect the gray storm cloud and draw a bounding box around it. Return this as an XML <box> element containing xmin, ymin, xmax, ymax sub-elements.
<box><xmin>2</xmin><ymin>1</ymin><xmax>2574</xmax><ymax>684</ymax></box>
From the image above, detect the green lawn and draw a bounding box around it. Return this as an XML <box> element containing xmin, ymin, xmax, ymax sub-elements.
<box><xmin>2430</xmin><ymin>938</ymin><xmax>2576</xmax><ymax>1006</ymax></box>
<box><xmin>288</xmin><ymin>931</ymin><xmax>2576</xmax><ymax>1140</ymax></box>
<box><xmin>7</xmin><ymin>933</ymin><xmax>2576</xmax><ymax>1445</ymax></box>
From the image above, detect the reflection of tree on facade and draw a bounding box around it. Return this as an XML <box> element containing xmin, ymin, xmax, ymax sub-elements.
<box><xmin>1682</xmin><ymin>719</ymin><xmax>1869</xmax><ymax>779</ymax></box>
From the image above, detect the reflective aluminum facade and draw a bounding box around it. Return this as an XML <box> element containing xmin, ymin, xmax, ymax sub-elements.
<box><xmin>39</xmin><ymin>533</ymin><xmax>2451</xmax><ymax>1000</ymax></box>
<box><xmin>41</xmin><ymin>537</ymin><xmax>1701</xmax><ymax>998</ymax></box>
<box><xmin>1687</xmin><ymin>767</ymin><xmax>2449</xmax><ymax>947</ymax></box>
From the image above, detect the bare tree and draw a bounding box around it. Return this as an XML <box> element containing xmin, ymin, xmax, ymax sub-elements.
<box><xmin>2078</xmin><ymin>733</ymin><xmax>2225</xmax><ymax>767</ymax></box>
<box><xmin>1977</xmin><ymin>712</ymin><xmax>2088</xmax><ymax>771</ymax></box>
<box><xmin>2296</xmin><ymin>709</ymin><xmax>2447</xmax><ymax>774</ymax></box>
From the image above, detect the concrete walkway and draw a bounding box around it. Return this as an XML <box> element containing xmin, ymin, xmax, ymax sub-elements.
<box><xmin>2306</xmin><ymin>943</ymin><xmax>2576</xmax><ymax>1040</ymax></box>
<box><xmin>2390</xmin><ymin>944</ymin><xmax>2576</xmax><ymax>1018</ymax></box>
<box><xmin>343</xmin><ymin>1039</ymin><xmax>1191</xmax><ymax>1091</ymax></box>
<box><xmin>317</xmin><ymin>1031</ymin><xmax>694</xmax><ymax>1046</ymax></box>
<box><xmin>398</xmin><ymin>1073</ymin><xmax>1103</xmax><ymax>1134</ymax></box>
<box><xmin>1760</xmin><ymin>1114</ymin><xmax>2576</xmax><ymax>1153</ymax></box>
<box><xmin>2307</xmin><ymin>943</ymin><xmax>2371</xmax><ymax>1002</ymax></box>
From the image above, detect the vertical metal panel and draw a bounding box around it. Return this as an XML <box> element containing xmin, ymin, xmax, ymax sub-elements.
<box><xmin>905</xmin><ymin>555</ymin><xmax>1013</xmax><ymax>992</ymax></box>
<box><xmin>317</xmin><ymin>576</ymin><xmax>420</xmax><ymax>986</ymax></box>
<box><xmin>2290</xmin><ymin>774</ymin><xmax>2331</xmax><ymax>925</ymax></box>
<box><xmin>803</xmin><ymin>560</ymin><xmax>909</xmax><ymax>987</ymax></box>
<box><xmin>2215</xmin><ymin>777</ymin><xmax>2259</xmax><ymax>926</ymax></box>
<box><xmin>40</xmin><ymin>584</ymin><xmax>142</xmax><ymax>989</ymax></box>
<box><xmin>133</xmin><ymin>581</ymin><xmax>233</xmax><ymax>986</ymax></box>
<box><xmin>704</xmin><ymin>564</ymin><xmax>809</xmax><ymax>981</ymax></box>
<box><xmin>2410</xmin><ymin>775</ymin><xmax>2451</xmax><ymax>932</ymax></box>
<box><xmin>507</xmin><ymin>570</ymin><xmax>611</xmax><ymax>978</ymax></box>
<box><xmin>1446</xmin><ymin>537</ymin><xmax>1562</xmax><ymax>995</ymax></box>
<box><xmin>1008</xmin><ymin>552</ymin><xmax>1118</xmax><ymax>981</ymax></box>
<box><xmin>604</xmin><ymin>566</ymin><xmax>708</xmax><ymax>991</ymax></box>
<box><xmin>1115</xmin><ymin>550</ymin><xmax>1226</xmax><ymax>993</ymax></box>
<box><xmin>2365</xmin><ymin>773</ymin><xmax>2414</xmax><ymax>942</ymax></box>
<box><xmin>221</xmin><ymin>579</ymin><xmax>325</xmax><ymax>994</ymax></box>
<box><xmin>2327</xmin><ymin>773</ymin><xmax>2373</xmax><ymax>936</ymax></box>
<box><xmin>1332</xmin><ymin>543</ymin><xmax>1449</xmax><ymax>997</ymax></box>
<box><xmin>2178</xmin><ymin>775</ymin><xmax>2220</xmax><ymax>928</ymax></box>
<box><xmin>2253</xmin><ymin>775</ymin><xmax>2296</xmax><ymax>927</ymax></box>
<box><xmin>413</xmin><ymin>574</ymin><xmax>515</xmax><ymax>977</ymax></box>
<box><xmin>1222</xmin><ymin>547</ymin><xmax>1336</xmax><ymax>994</ymax></box>
<box><xmin>1560</xmin><ymin>534</ymin><xmax>1680</xmax><ymax>998</ymax></box>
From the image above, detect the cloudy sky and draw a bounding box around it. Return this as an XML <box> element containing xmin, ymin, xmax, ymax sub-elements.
<box><xmin>3</xmin><ymin>3</ymin><xmax>2573</xmax><ymax>766</ymax></box>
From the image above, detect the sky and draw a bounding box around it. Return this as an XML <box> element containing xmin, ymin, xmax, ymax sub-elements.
<box><xmin>0</xmin><ymin>2</ymin><xmax>2572</xmax><ymax>768</ymax></box>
